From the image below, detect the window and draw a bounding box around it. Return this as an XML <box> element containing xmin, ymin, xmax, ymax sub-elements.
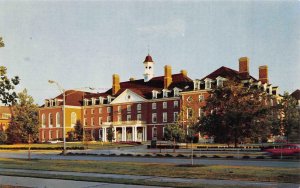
<box><xmin>137</xmin><ymin>103</ymin><xmax>141</xmax><ymax>111</ymax></box>
<box><xmin>205</xmin><ymin>79</ymin><xmax>211</xmax><ymax>89</ymax></box>
<box><xmin>127</xmin><ymin>115</ymin><xmax>131</xmax><ymax>121</ymax></box>
<box><xmin>56</xmin><ymin>112</ymin><xmax>60</xmax><ymax>127</ymax></box>
<box><xmin>42</xmin><ymin>130</ymin><xmax>45</xmax><ymax>140</ymax></box>
<box><xmin>152</xmin><ymin>113</ymin><xmax>157</xmax><ymax>123</ymax></box>
<box><xmin>118</xmin><ymin>106</ymin><xmax>121</xmax><ymax>113</ymax></box>
<box><xmin>174</xmin><ymin>112</ymin><xmax>178</xmax><ymax>122</ymax></box>
<box><xmin>50</xmin><ymin>100</ymin><xmax>54</xmax><ymax>107</ymax></box>
<box><xmin>193</xmin><ymin>80</ymin><xmax>200</xmax><ymax>90</ymax></box>
<box><xmin>49</xmin><ymin>113</ymin><xmax>53</xmax><ymax>127</ymax></box>
<box><xmin>42</xmin><ymin>114</ymin><xmax>46</xmax><ymax>127</ymax></box>
<box><xmin>118</xmin><ymin>115</ymin><xmax>122</xmax><ymax>122</ymax></box>
<box><xmin>107</xmin><ymin>116</ymin><xmax>111</xmax><ymax>122</ymax></box>
<box><xmin>174</xmin><ymin>101</ymin><xmax>179</xmax><ymax>108</ymax></box>
<box><xmin>163</xmin><ymin>102</ymin><xmax>167</xmax><ymax>109</ymax></box>
<box><xmin>91</xmin><ymin>117</ymin><xmax>94</xmax><ymax>126</ymax></box>
<box><xmin>84</xmin><ymin>109</ymin><xmax>86</xmax><ymax>115</ymax></box>
<box><xmin>99</xmin><ymin>108</ymin><xmax>102</xmax><ymax>114</ymax></box>
<box><xmin>99</xmin><ymin>117</ymin><xmax>102</xmax><ymax>125</ymax></box>
<box><xmin>152</xmin><ymin>103</ymin><xmax>156</xmax><ymax>110</ymax></box>
<box><xmin>107</xmin><ymin>107</ymin><xmax>111</xmax><ymax>113</ymax></box>
<box><xmin>84</xmin><ymin>118</ymin><xmax>87</xmax><ymax>126</ymax></box>
<box><xmin>187</xmin><ymin>108</ymin><xmax>193</xmax><ymax>119</ymax></box>
<box><xmin>152</xmin><ymin>90</ymin><xmax>158</xmax><ymax>99</ymax></box>
<box><xmin>91</xmin><ymin>109</ymin><xmax>94</xmax><ymax>114</ymax></box>
<box><xmin>99</xmin><ymin>97</ymin><xmax>104</xmax><ymax>104</ymax></box>
<box><xmin>127</xmin><ymin>105</ymin><xmax>131</xmax><ymax>112</ymax></box>
<box><xmin>152</xmin><ymin>127</ymin><xmax>157</xmax><ymax>138</ymax></box>
<box><xmin>163</xmin><ymin>91</ymin><xmax>168</xmax><ymax>98</ymax></box>
<box><xmin>91</xmin><ymin>98</ymin><xmax>96</xmax><ymax>105</ymax></box>
<box><xmin>45</xmin><ymin>100</ymin><xmax>49</xmax><ymax>107</ymax></box>
<box><xmin>199</xmin><ymin>95</ymin><xmax>204</xmax><ymax>102</ymax></box>
<box><xmin>173</xmin><ymin>88</ymin><xmax>180</xmax><ymax>97</ymax></box>
<box><xmin>163</xmin><ymin>112</ymin><xmax>167</xmax><ymax>122</ymax></box>
<box><xmin>137</xmin><ymin>114</ymin><xmax>142</xmax><ymax>121</ymax></box>
<box><xmin>71</xmin><ymin>112</ymin><xmax>77</xmax><ymax>127</ymax></box>
<box><xmin>217</xmin><ymin>79</ymin><xmax>223</xmax><ymax>87</ymax></box>
<box><xmin>56</xmin><ymin>130</ymin><xmax>59</xmax><ymax>139</ymax></box>
<box><xmin>199</xmin><ymin>108</ymin><xmax>204</xmax><ymax>117</ymax></box>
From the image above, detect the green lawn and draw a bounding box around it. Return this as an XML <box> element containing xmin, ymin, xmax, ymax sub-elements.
<box><xmin>0</xmin><ymin>158</ymin><xmax>299</xmax><ymax>184</ymax></box>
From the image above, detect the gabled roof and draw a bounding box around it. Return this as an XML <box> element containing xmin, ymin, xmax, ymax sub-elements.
<box><xmin>291</xmin><ymin>89</ymin><xmax>300</xmax><ymax>100</ymax></box>
<box><xmin>201</xmin><ymin>66</ymin><xmax>257</xmax><ymax>81</ymax></box>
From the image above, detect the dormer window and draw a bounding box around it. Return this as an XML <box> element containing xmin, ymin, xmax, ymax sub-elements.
<box><xmin>83</xmin><ymin>99</ymin><xmax>89</xmax><ymax>106</ymax></box>
<box><xmin>107</xmin><ymin>95</ymin><xmax>112</xmax><ymax>103</ymax></box>
<box><xmin>152</xmin><ymin>90</ymin><xmax>158</xmax><ymax>99</ymax></box>
<box><xmin>91</xmin><ymin>98</ymin><xmax>96</xmax><ymax>105</ymax></box>
<box><xmin>99</xmin><ymin>97</ymin><xmax>104</xmax><ymax>104</ymax></box>
<box><xmin>173</xmin><ymin>87</ymin><xmax>181</xmax><ymax>97</ymax></box>
<box><xmin>263</xmin><ymin>83</ymin><xmax>267</xmax><ymax>92</ymax></box>
<box><xmin>162</xmin><ymin>89</ymin><xmax>170</xmax><ymax>98</ymax></box>
<box><xmin>216</xmin><ymin>77</ymin><xmax>225</xmax><ymax>88</ymax></box>
<box><xmin>45</xmin><ymin>100</ymin><xmax>49</xmax><ymax>107</ymax></box>
<box><xmin>193</xmin><ymin>80</ymin><xmax>200</xmax><ymax>90</ymax></box>
<box><xmin>50</xmin><ymin>100</ymin><xmax>54</xmax><ymax>107</ymax></box>
<box><xmin>268</xmin><ymin>85</ymin><xmax>272</xmax><ymax>95</ymax></box>
<box><xmin>205</xmin><ymin>78</ymin><xmax>212</xmax><ymax>89</ymax></box>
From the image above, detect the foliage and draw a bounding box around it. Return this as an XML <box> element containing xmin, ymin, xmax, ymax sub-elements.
<box><xmin>0</xmin><ymin>131</ymin><xmax>7</xmax><ymax>144</ymax></box>
<box><xmin>106</xmin><ymin>124</ymin><xmax>115</xmax><ymax>142</ymax></box>
<box><xmin>164</xmin><ymin>123</ymin><xmax>185</xmax><ymax>142</ymax></box>
<box><xmin>198</xmin><ymin>80</ymin><xmax>273</xmax><ymax>147</ymax></box>
<box><xmin>0</xmin><ymin>37</ymin><xmax>4</xmax><ymax>47</ymax></box>
<box><xmin>74</xmin><ymin>120</ymin><xmax>83</xmax><ymax>141</ymax></box>
<box><xmin>6</xmin><ymin>89</ymin><xmax>39</xmax><ymax>143</ymax></box>
<box><xmin>278</xmin><ymin>92</ymin><xmax>300</xmax><ymax>143</ymax></box>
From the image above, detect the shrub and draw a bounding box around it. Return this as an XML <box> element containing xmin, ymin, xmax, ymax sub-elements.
<box><xmin>256</xmin><ymin>156</ymin><xmax>265</xmax><ymax>159</ymax></box>
<box><xmin>144</xmin><ymin>154</ymin><xmax>152</xmax><ymax>157</ymax></box>
<box><xmin>165</xmin><ymin>153</ymin><xmax>173</xmax><ymax>157</ymax></box>
<box><xmin>176</xmin><ymin>154</ymin><xmax>185</xmax><ymax>158</ymax></box>
<box><xmin>200</xmin><ymin>155</ymin><xmax>208</xmax><ymax>158</ymax></box>
<box><xmin>242</xmin><ymin>156</ymin><xmax>250</xmax><ymax>159</ymax></box>
<box><xmin>212</xmin><ymin>155</ymin><xmax>220</xmax><ymax>158</ymax></box>
<box><xmin>226</xmin><ymin>156</ymin><xmax>234</xmax><ymax>158</ymax></box>
<box><xmin>156</xmin><ymin>154</ymin><xmax>164</xmax><ymax>157</ymax></box>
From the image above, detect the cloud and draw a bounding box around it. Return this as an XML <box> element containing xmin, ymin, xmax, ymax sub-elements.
<box><xmin>136</xmin><ymin>19</ymin><xmax>185</xmax><ymax>38</ymax></box>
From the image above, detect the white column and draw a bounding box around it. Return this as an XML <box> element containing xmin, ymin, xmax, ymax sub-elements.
<box><xmin>142</xmin><ymin>127</ymin><xmax>145</xmax><ymax>141</ymax></box>
<box><xmin>133</xmin><ymin>126</ymin><xmax>136</xmax><ymax>141</ymax></box>
<box><xmin>121</xmin><ymin>127</ymin><xmax>124</xmax><ymax>141</ymax></box>
<box><xmin>102</xmin><ymin>127</ymin><xmax>106</xmax><ymax>142</ymax></box>
<box><xmin>144</xmin><ymin>126</ymin><xmax>147</xmax><ymax>141</ymax></box>
<box><xmin>124</xmin><ymin>127</ymin><xmax>127</xmax><ymax>141</ymax></box>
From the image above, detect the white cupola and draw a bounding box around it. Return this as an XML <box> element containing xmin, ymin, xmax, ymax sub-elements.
<box><xmin>143</xmin><ymin>54</ymin><xmax>154</xmax><ymax>82</ymax></box>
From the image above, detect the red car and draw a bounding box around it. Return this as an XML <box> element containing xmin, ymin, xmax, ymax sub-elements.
<box><xmin>265</xmin><ymin>144</ymin><xmax>300</xmax><ymax>156</ymax></box>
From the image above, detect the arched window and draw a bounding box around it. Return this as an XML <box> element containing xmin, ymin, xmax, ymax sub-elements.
<box><xmin>41</xmin><ymin>114</ymin><xmax>46</xmax><ymax>127</ymax></box>
<box><xmin>49</xmin><ymin>113</ymin><xmax>53</xmax><ymax>127</ymax></box>
<box><xmin>71</xmin><ymin>112</ymin><xmax>77</xmax><ymax>127</ymax></box>
<box><xmin>56</xmin><ymin>112</ymin><xmax>60</xmax><ymax>127</ymax></box>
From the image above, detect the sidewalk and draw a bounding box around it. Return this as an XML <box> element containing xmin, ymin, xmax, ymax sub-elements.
<box><xmin>0</xmin><ymin>168</ymin><xmax>299</xmax><ymax>188</ymax></box>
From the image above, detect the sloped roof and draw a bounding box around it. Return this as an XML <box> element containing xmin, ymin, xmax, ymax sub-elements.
<box><xmin>201</xmin><ymin>66</ymin><xmax>257</xmax><ymax>81</ymax></box>
<box><xmin>291</xmin><ymin>89</ymin><xmax>300</xmax><ymax>100</ymax></box>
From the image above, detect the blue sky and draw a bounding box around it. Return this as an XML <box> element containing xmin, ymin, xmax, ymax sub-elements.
<box><xmin>0</xmin><ymin>1</ymin><xmax>299</xmax><ymax>105</ymax></box>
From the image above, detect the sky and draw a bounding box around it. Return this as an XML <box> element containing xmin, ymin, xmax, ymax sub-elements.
<box><xmin>0</xmin><ymin>0</ymin><xmax>299</xmax><ymax>105</ymax></box>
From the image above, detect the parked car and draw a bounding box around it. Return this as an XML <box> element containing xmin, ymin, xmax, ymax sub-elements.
<box><xmin>264</xmin><ymin>144</ymin><xmax>300</xmax><ymax>156</ymax></box>
<box><xmin>46</xmin><ymin>140</ymin><xmax>63</xmax><ymax>144</ymax></box>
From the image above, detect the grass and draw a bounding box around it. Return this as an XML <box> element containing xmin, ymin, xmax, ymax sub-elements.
<box><xmin>0</xmin><ymin>158</ymin><xmax>299</xmax><ymax>184</ymax></box>
<box><xmin>0</xmin><ymin>171</ymin><xmax>256</xmax><ymax>188</ymax></box>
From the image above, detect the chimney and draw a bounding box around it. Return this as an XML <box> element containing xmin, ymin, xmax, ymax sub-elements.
<box><xmin>239</xmin><ymin>57</ymin><xmax>249</xmax><ymax>74</ymax></box>
<box><xmin>180</xmin><ymin>70</ymin><xmax>187</xmax><ymax>77</ymax></box>
<box><xmin>112</xmin><ymin>74</ymin><xmax>120</xmax><ymax>95</ymax></box>
<box><xmin>164</xmin><ymin>65</ymin><xmax>172</xmax><ymax>89</ymax></box>
<box><xmin>259</xmin><ymin>65</ymin><xmax>268</xmax><ymax>84</ymax></box>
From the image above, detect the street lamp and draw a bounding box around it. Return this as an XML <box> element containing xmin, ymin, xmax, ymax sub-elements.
<box><xmin>48</xmin><ymin>80</ymin><xmax>66</xmax><ymax>155</ymax></box>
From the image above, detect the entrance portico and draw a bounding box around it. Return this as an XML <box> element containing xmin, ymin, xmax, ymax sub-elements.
<box><xmin>101</xmin><ymin>122</ymin><xmax>147</xmax><ymax>142</ymax></box>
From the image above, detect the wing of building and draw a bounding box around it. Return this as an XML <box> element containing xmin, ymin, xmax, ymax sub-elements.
<box><xmin>39</xmin><ymin>55</ymin><xmax>280</xmax><ymax>142</ymax></box>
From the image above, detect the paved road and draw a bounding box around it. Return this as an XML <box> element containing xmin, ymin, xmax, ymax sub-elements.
<box><xmin>0</xmin><ymin>151</ymin><xmax>299</xmax><ymax>168</ymax></box>
<box><xmin>0</xmin><ymin>175</ymin><xmax>165</xmax><ymax>188</ymax></box>
<box><xmin>1</xmin><ymin>169</ymin><xmax>299</xmax><ymax>188</ymax></box>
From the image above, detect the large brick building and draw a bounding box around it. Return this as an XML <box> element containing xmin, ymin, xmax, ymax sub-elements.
<box><xmin>39</xmin><ymin>55</ymin><xmax>279</xmax><ymax>142</ymax></box>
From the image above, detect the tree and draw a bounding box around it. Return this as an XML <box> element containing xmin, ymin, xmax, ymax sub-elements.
<box><xmin>6</xmin><ymin>89</ymin><xmax>39</xmax><ymax>144</ymax></box>
<box><xmin>74</xmin><ymin>120</ymin><xmax>83</xmax><ymax>141</ymax></box>
<box><xmin>0</xmin><ymin>36</ymin><xmax>20</xmax><ymax>105</ymax></box>
<box><xmin>278</xmin><ymin>92</ymin><xmax>300</xmax><ymax>143</ymax></box>
<box><xmin>0</xmin><ymin>37</ymin><xmax>4</xmax><ymax>47</ymax></box>
<box><xmin>199</xmin><ymin>80</ymin><xmax>273</xmax><ymax>147</ymax></box>
<box><xmin>106</xmin><ymin>125</ymin><xmax>115</xmax><ymax>143</ymax></box>
<box><xmin>164</xmin><ymin>123</ymin><xmax>185</xmax><ymax>143</ymax></box>
<box><xmin>0</xmin><ymin>131</ymin><xmax>7</xmax><ymax>144</ymax></box>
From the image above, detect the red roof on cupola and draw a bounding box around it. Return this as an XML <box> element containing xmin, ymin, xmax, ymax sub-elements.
<box><xmin>144</xmin><ymin>54</ymin><xmax>153</xmax><ymax>63</ymax></box>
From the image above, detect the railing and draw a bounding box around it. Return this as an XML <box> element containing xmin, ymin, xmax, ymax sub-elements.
<box><xmin>113</xmin><ymin>120</ymin><xmax>146</xmax><ymax>125</ymax></box>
